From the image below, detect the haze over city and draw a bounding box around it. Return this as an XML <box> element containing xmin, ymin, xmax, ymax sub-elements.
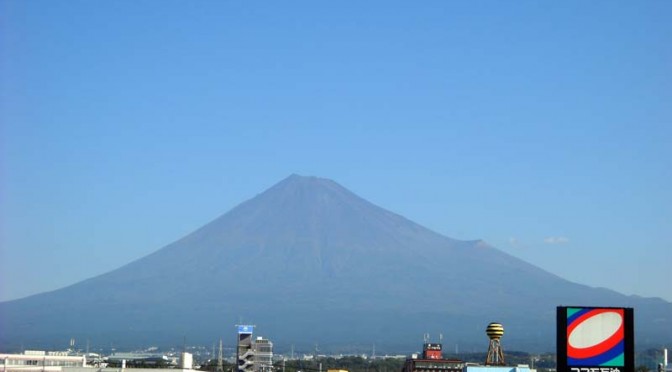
<box><xmin>1</xmin><ymin>0</ymin><xmax>670</xmax><ymax>311</ymax></box>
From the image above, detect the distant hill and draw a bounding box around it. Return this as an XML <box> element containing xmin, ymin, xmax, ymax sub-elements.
<box><xmin>1</xmin><ymin>175</ymin><xmax>670</xmax><ymax>353</ymax></box>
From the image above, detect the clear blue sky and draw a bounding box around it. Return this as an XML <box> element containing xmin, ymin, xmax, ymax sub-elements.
<box><xmin>1</xmin><ymin>1</ymin><xmax>670</xmax><ymax>302</ymax></box>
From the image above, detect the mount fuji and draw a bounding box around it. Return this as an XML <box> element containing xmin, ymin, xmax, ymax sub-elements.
<box><xmin>1</xmin><ymin>175</ymin><xmax>670</xmax><ymax>352</ymax></box>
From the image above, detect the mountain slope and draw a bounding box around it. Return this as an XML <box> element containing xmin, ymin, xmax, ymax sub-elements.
<box><xmin>1</xmin><ymin>175</ymin><xmax>670</xmax><ymax>352</ymax></box>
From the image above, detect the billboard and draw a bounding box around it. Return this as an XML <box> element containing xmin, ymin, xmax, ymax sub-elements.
<box><xmin>238</xmin><ymin>325</ymin><xmax>254</xmax><ymax>334</ymax></box>
<box><xmin>557</xmin><ymin>307</ymin><xmax>634</xmax><ymax>372</ymax></box>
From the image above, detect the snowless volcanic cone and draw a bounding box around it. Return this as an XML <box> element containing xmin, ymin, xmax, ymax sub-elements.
<box><xmin>1</xmin><ymin>175</ymin><xmax>671</xmax><ymax>351</ymax></box>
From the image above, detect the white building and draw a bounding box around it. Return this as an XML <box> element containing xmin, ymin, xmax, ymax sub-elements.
<box><xmin>464</xmin><ymin>364</ymin><xmax>536</xmax><ymax>372</ymax></box>
<box><xmin>252</xmin><ymin>338</ymin><xmax>273</xmax><ymax>372</ymax></box>
<box><xmin>1</xmin><ymin>352</ymin><xmax>86</xmax><ymax>372</ymax></box>
<box><xmin>0</xmin><ymin>352</ymin><xmax>197</xmax><ymax>372</ymax></box>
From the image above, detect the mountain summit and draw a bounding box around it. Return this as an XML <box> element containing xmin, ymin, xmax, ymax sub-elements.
<box><xmin>1</xmin><ymin>175</ymin><xmax>670</xmax><ymax>351</ymax></box>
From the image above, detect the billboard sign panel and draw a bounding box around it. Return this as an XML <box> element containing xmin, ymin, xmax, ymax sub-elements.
<box><xmin>237</xmin><ymin>325</ymin><xmax>254</xmax><ymax>334</ymax></box>
<box><xmin>557</xmin><ymin>307</ymin><xmax>634</xmax><ymax>372</ymax></box>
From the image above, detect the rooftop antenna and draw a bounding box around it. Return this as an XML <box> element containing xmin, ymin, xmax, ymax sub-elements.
<box><xmin>217</xmin><ymin>339</ymin><xmax>224</xmax><ymax>372</ymax></box>
<box><xmin>424</xmin><ymin>333</ymin><xmax>430</xmax><ymax>343</ymax></box>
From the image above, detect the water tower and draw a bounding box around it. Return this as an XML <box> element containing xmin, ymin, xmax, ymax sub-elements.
<box><xmin>485</xmin><ymin>322</ymin><xmax>505</xmax><ymax>366</ymax></box>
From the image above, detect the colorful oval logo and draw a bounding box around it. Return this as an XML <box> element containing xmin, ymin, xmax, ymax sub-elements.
<box><xmin>567</xmin><ymin>308</ymin><xmax>625</xmax><ymax>366</ymax></box>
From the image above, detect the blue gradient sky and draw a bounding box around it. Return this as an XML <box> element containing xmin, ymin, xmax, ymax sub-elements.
<box><xmin>1</xmin><ymin>1</ymin><xmax>671</xmax><ymax>302</ymax></box>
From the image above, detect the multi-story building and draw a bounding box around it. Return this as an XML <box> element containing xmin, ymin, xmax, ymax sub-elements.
<box><xmin>237</xmin><ymin>326</ymin><xmax>255</xmax><ymax>372</ymax></box>
<box><xmin>402</xmin><ymin>343</ymin><xmax>464</xmax><ymax>372</ymax></box>
<box><xmin>252</xmin><ymin>338</ymin><xmax>273</xmax><ymax>372</ymax></box>
<box><xmin>236</xmin><ymin>325</ymin><xmax>273</xmax><ymax>372</ymax></box>
<box><xmin>0</xmin><ymin>351</ymin><xmax>86</xmax><ymax>372</ymax></box>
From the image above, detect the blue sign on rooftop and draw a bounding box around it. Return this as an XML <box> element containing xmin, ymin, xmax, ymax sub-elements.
<box><xmin>238</xmin><ymin>325</ymin><xmax>254</xmax><ymax>334</ymax></box>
